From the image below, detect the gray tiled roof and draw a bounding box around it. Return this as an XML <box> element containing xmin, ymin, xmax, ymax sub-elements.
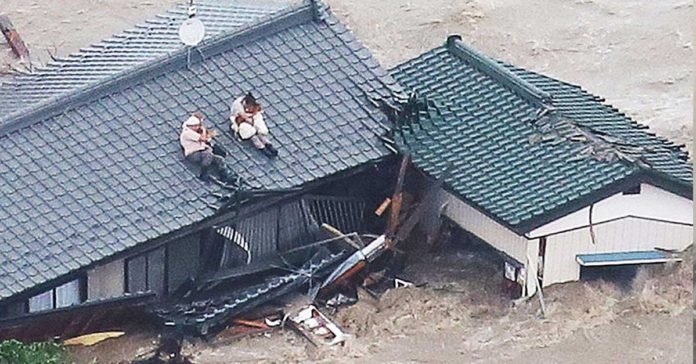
<box><xmin>0</xmin><ymin>0</ymin><xmax>287</xmax><ymax>123</ymax></box>
<box><xmin>0</xmin><ymin>2</ymin><xmax>398</xmax><ymax>301</ymax></box>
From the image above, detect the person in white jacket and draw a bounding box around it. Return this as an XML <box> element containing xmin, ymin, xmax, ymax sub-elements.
<box><xmin>229</xmin><ymin>92</ymin><xmax>277</xmax><ymax>157</ymax></box>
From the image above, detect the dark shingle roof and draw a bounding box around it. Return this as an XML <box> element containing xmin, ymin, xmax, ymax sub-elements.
<box><xmin>0</xmin><ymin>2</ymin><xmax>399</xmax><ymax>301</ymax></box>
<box><xmin>0</xmin><ymin>0</ymin><xmax>286</xmax><ymax>123</ymax></box>
<box><xmin>390</xmin><ymin>36</ymin><xmax>692</xmax><ymax>233</ymax></box>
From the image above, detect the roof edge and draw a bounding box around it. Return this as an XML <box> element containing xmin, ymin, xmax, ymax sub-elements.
<box><xmin>0</xmin><ymin>2</ymin><xmax>315</xmax><ymax>137</ymax></box>
<box><xmin>514</xmin><ymin>168</ymin><xmax>693</xmax><ymax>234</ymax></box>
<box><xmin>0</xmin><ymin>156</ymin><xmax>392</xmax><ymax>304</ymax></box>
<box><xmin>445</xmin><ymin>35</ymin><xmax>553</xmax><ymax>107</ymax></box>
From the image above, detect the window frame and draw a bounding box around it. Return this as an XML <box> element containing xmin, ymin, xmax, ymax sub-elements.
<box><xmin>124</xmin><ymin>247</ymin><xmax>168</xmax><ymax>295</ymax></box>
<box><xmin>27</xmin><ymin>276</ymin><xmax>85</xmax><ymax>313</ymax></box>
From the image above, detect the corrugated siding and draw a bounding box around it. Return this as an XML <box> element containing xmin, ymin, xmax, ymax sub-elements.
<box><xmin>543</xmin><ymin>217</ymin><xmax>693</xmax><ymax>286</ymax></box>
<box><xmin>440</xmin><ymin>189</ymin><xmax>528</xmax><ymax>263</ymax></box>
<box><xmin>217</xmin><ymin>196</ymin><xmax>367</xmax><ymax>270</ymax></box>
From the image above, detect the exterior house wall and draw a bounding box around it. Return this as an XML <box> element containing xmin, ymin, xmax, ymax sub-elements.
<box><xmin>420</xmin><ymin>184</ymin><xmax>691</xmax><ymax>296</ymax></box>
<box><xmin>525</xmin><ymin>238</ymin><xmax>540</xmax><ymax>296</ymax></box>
<box><xmin>427</xmin><ymin>188</ymin><xmax>536</xmax><ymax>295</ymax></box>
<box><xmin>87</xmin><ymin>259</ymin><xmax>125</xmax><ymax>301</ymax></box>
<box><xmin>528</xmin><ymin>183</ymin><xmax>692</xmax><ymax>238</ymax></box>
<box><xmin>542</xmin><ymin>217</ymin><xmax>693</xmax><ymax>286</ymax></box>
<box><xmin>439</xmin><ymin>189</ymin><xmax>529</xmax><ymax>264</ymax></box>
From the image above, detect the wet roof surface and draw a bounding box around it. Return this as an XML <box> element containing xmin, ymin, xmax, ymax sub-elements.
<box><xmin>0</xmin><ymin>1</ymin><xmax>398</xmax><ymax>301</ymax></box>
<box><xmin>391</xmin><ymin>37</ymin><xmax>691</xmax><ymax>232</ymax></box>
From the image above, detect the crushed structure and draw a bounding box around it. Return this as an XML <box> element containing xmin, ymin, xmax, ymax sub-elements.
<box><xmin>0</xmin><ymin>0</ymin><xmax>691</xmax><ymax>348</ymax></box>
<box><xmin>0</xmin><ymin>0</ymin><xmax>400</xmax><ymax>339</ymax></box>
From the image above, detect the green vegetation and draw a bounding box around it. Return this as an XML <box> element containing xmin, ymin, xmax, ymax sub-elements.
<box><xmin>0</xmin><ymin>340</ymin><xmax>67</xmax><ymax>364</ymax></box>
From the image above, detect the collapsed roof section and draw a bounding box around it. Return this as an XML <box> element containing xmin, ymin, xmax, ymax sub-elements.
<box><xmin>389</xmin><ymin>35</ymin><xmax>692</xmax><ymax>234</ymax></box>
<box><xmin>0</xmin><ymin>1</ymin><xmax>399</xmax><ymax>302</ymax></box>
<box><xmin>0</xmin><ymin>0</ymin><xmax>287</xmax><ymax>122</ymax></box>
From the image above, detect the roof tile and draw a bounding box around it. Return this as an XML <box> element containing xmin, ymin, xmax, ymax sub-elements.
<box><xmin>0</xmin><ymin>1</ymin><xmax>396</xmax><ymax>301</ymax></box>
<box><xmin>391</xmin><ymin>39</ymin><xmax>691</xmax><ymax>232</ymax></box>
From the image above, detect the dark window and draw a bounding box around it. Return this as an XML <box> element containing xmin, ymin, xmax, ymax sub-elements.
<box><xmin>147</xmin><ymin>248</ymin><xmax>166</xmax><ymax>295</ymax></box>
<box><xmin>538</xmin><ymin>237</ymin><xmax>547</xmax><ymax>280</ymax></box>
<box><xmin>126</xmin><ymin>255</ymin><xmax>147</xmax><ymax>293</ymax></box>
<box><xmin>539</xmin><ymin>237</ymin><xmax>547</xmax><ymax>257</ymax></box>
<box><xmin>1</xmin><ymin>301</ymin><xmax>27</xmax><ymax>318</ymax></box>
<box><xmin>623</xmin><ymin>185</ymin><xmax>641</xmax><ymax>195</ymax></box>
<box><xmin>126</xmin><ymin>248</ymin><xmax>165</xmax><ymax>295</ymax></box>
<box><xmin>168</xmin><ymin>235</ymin><xmax>200</xmax><ymax>294</ymax></box>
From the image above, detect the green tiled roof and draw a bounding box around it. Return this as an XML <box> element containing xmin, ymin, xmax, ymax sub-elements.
<box><xmin>390</xmin><ymin>36</ymin><xmax>692</xmax><ymax>234</ymax></box>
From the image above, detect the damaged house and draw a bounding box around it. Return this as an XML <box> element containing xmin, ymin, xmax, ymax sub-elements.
<box><xmin>0</xmin><ymin>0</ymin><xmax>691</xmax><ymax>344</ymax></box>
<box><xmin>388</xmin><ymin>35</ymin><xmax>693</xmax><ymax>296</ymax></box>
<box><xmin>0</xmin><ymin>0</ymin><xmax>401</xmax><ymax>339</ymax></box>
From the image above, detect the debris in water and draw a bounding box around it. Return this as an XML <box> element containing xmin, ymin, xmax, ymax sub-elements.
<box><xmin>288</xmin><ymin>305</ymin><xmax>348</xmax><ymax>346</ymax></box>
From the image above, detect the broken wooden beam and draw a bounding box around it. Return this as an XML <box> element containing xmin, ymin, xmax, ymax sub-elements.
<box><xmin>392</xmin><ymin>162</ymin><xmax>453</xmax><ymax>248</ymax></box>
<box><xmin>387</xmin><ymin>154</ymin><xmax>410</xmax><ymax>241</ymax></box>
<box><xmin>0</xmin><ymin>15</ymin><xmax>29</xmax><ymax>59</ymax></box>
<box><xmin>374</xmin><ymin>197</ymin><xmax>391</xmax><ymax>216</ymax></box>
<box><xmin>320</xmin><ymin>223</ymin><xmax>362</xmax><ymax>249</ymax></box>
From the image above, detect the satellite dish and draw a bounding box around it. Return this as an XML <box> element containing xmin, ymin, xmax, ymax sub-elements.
<box><xmin>178</xmin><ymin>17</ymin><xmax>205</xmax><ymax>46</ymax></box>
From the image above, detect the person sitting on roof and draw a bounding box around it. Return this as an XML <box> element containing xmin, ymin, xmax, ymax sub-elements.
<box><xmin>180</xmin><ymin>112</ymin><xmax>234</xmax><ymax>182</ymax></box>
<box><xmin>229</xmin><ymin>92</ymin><xmax>278</xmax><ymax>157</ymax></box>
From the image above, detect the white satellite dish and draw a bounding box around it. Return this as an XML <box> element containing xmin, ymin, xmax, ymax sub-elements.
<box><xmin>178</xmin><ymin>17</ymin><xmax>205</xmax><ymax>46</ymax></box>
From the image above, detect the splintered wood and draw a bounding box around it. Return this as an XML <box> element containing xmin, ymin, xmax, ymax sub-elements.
<box><xmin>374</xmin><ymin>197</ymin><xmax>391</xmax><ymax>216</ymax></box>
<box><xmin>0</xmin><ymin>15</ymin><xmax>30</xmax><ymax>59</ymax></box>
<box><xmin>387</xmin><ymin>155</ymin><xmax>410</xmax><ymax>245</ymax></box>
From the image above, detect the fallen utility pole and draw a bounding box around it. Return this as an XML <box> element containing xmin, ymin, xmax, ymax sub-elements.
<box><xmin>0</xmin><ymin>15</ymin><xmax>29</xmax><ymax>59</ymax></box>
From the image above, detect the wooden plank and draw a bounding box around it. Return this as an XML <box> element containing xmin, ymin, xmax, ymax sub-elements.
<box><xmin>374</xmin><ymin>198</ymin><xmax>391</xmax><ymax>216</ymax></box>
<box><xmin>320</xmin><ymin>223</ymin><xmax>362</xmax><ymax>249</ymax></box>
<box><xmin>0</xmin><ymin>15</ymin><xmax>30</xmax><ymax>59</ymax></box>
<box><xmin>387</xmin><ymin>155</ymin><xmax>410</xmax><ymax>240</ymax></box>
<box><xmin>392</xmin><ymin>164</ymin><xmax>452</xmax><ymax>247</ymax></box>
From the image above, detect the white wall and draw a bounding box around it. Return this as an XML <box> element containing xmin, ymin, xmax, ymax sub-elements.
<box><xmin>528</xmin><ymin>183</ymin><xmax>693</xmax><ymax>238</ymax></box>
<box><xmin>436</xmin><ymin>189</ymin><xmax>536</xmax><ymax>295</ymax></box>
<box><xmin>418</xmin><ymin>183</ymin><xmax>692</xmax><ymax>295</ymax></box>
<box><xmin>525</xmin><ymin>238</ymin><xmax>540</xmax><ymax>296</ymax></box>
<box><xmin>542</xmin><ymin>217</ymin><xmax>693</xmax><ymax>286</ymax></box>
<box><xmin>87</xmin><ymin>259</ymin><xmax>125</xmax><ymax>300</ymax></box>
<box><xmin>440</xmin><ymin>189</ymin><xmax>529</xmax><ymax>264</ymax></box>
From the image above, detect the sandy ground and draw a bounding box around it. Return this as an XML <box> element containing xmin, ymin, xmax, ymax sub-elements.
<box><xmin>0</xmin><ymin>1</ymin><xmax>692</xmax><ymax>363</ymax></box>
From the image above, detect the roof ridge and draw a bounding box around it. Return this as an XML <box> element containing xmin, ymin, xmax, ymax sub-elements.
<box><xmin>0</xmin><ymin>1</ymin><xmax>280</xmax><ymax>87</ymax></box>
<box><xmin>445</xmin><ymin>35</ymin><xmax>553</xmax><ymax>107</ymax></box>
<box><xmin>0</xmin><ymin>2</ymin><xmax>314</xmax><ymax>137</ymax></box>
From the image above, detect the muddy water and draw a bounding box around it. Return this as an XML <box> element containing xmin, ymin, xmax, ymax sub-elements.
<box><xmin>328</xmin><ymin>0</ymin><xmax>693</xmax><ymax>152</ymax></box>
<box><xmin>2</xmin><ymin>1</ymin><xmax>691</xmax><ymax>363</ymax></box>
